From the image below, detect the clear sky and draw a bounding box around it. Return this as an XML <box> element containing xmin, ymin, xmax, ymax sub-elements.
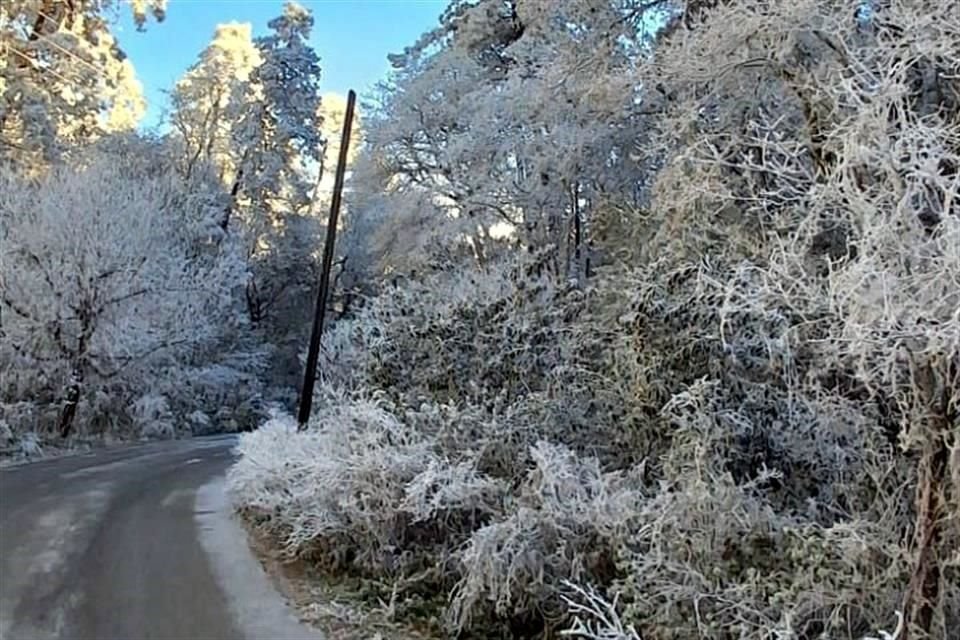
<box><xmin>113</xmin><ymin>0</ymin><xmax>448</xmax><ymax>131</ymax></box>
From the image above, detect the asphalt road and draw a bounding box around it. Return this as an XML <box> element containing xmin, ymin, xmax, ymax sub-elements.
<box><xmin>0</xmin><ymin>436</ymin><xmax>320</xmax><ymax>640</ymax></box>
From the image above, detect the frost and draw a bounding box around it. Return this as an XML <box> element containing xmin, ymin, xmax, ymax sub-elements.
<box><xmin>18</xmin><ymin>432</ymin><xmax>43</xmax><ymax>458</ymax></box>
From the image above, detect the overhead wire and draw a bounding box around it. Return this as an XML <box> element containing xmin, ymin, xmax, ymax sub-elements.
<box><xmin>1</xmin><ymin>9</ymin><xmax>126</xmax><ymax>169</ymax></box>
<box><xmin>32</xmin><ymin>9</ymin><xmax>117</xmax><ymax>82</ymax></box>
<box><xmin>4</xmin><ymin>45</ymin><xmax>77</xmax><ymax>86</ymax></box>
<box><xmin>5</xmin><ymin>8</ymin><xmax>117</xmax><ymax>86</ymax></box>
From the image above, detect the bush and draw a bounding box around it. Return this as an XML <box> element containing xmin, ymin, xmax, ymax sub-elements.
<box><xmin>229</xmin><ymin>391</ymin><xmax>644</xmax><ymax>635</ymax></box>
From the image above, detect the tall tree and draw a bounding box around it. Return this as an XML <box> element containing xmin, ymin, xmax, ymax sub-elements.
<box><xmin>0</xmin><ymin>137</ymin><xmax>250</xmax><ymax>438</ymax></box>
<box><xmin>169</xmin><ymin>22</ymin><xmax>261</xmax><ymax>181</ymax></box>
<box><xmin>234</xmin><ymin>1</ymin><xmax>324</xmax><ymax>218</ymax></box>
<box><xmin>231</xmin><ymin>2</ymin><xmax>327</xmax><ymax>395</ymax></box>
<box><xmin>0</xmin><ymin>0</ymin><xmax>162</xmax><ymax>164</ymax></box>
<box><xmin>164</xmin><ymin>3</ymin><xmax>327</xmax><ymax>401</ymax></box>
<box><xmin>362</xmin><ymin>0</ymin><xmax>660</xmax><ymax>279</ymax></box>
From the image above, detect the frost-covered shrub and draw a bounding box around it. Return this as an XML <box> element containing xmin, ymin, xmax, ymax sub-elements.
<box><xmin>608</xmin><ymin>381</ymin><xmax>910</xmax><ymax>640</ymax></box>
<box><xmin>130</xmin><ymin>393</ymin><xmax>176</xmax><ymax>440</ymax></box>
<box><xmin>230</xmin><ymin>401</ymin><xmax>437</xmax><ymax>560</ymax></box>
<box><xmin>187</xmin><ymin>410</ymin><xmax>212</xmax><ymax>433</ymax></box>
<box><xmin>17</xmin><ymin>432</ymin><xmax>43</xmax><ymax>458</ymax></box>
<box><xmin>325</xmin><ymin>259</ymin><xmax>553</xmax><ymax>402</ymax></box>
<box><xmin>320</xmin><ymin>254</ymin><xmax>638</xmax><ymax>469</ymax></box>
<box><xmin>229</xmin><ymin>401</ymin><xmax>644</xmax><ymax>635</ymax></box>
<box><xmin>230</xmin><ymin>0</ymin><xmax>960</xmax><ymax>638</ymax></box>
<box><xmin>229</xmin><ymin>398</ymin><xmax>506</xmax><ymax>584</ymax></box>
<box><xmin>0</xmin><ymin>402</ymin><xmax>46</xmax><ymax>439</ymax></box>
<box><xmin>561</xmin><ymin>584</ymin><xmax>908</xmax><ymax>640</ymax></box>
<box><xmin>172</xmin><ymin>358</ymin><xmax>268</xmax><ymax>432</ymax></box>
<box><xmin>231</xmin><ymin>241</ymin><xmax>939</xmax><ymax>636</ymax></box>
<box><xmin>0</xmin><ymin>419</ymin><xmax>13</xmax><ymax>445</ymax></box>
<box><xmin>449</xmin><ymin>441</ymin><xmax>642</xmax><ymax>633</ymax></box>
<box><xmin>604</xmin><ymin>1</ymin><xmax>960</xmax><ymax>636</ymax></box>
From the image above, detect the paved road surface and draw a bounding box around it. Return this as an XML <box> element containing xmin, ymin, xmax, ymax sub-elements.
<box><xmin>0</xmin><ymin>436</ymin><xmax>320</xmax><ymax>640</ymax></box>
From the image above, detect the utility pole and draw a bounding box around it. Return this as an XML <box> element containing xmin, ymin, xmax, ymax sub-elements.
<box><xmin>297</xmin><ymin>89</ymin><xmax>356</xmax><ymax>429</ymax></box>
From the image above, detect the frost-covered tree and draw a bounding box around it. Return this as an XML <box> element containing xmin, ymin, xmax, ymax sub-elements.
<box><xmin>165</xmin><ymin>5</ymin><xmax>326</xmax><ymax>401</ymax></box>
<box><xmin>362</xmin><ymin>0</ymin><xmax>663</xmax><ymax>279</ymax></box>
<box><xmin>169</xmin><ymin>21</ymin><xmax>261</xmax><ymax>182</ymax></box>
<box><xmin>0</xmin><ymin>0</ymin><xmax>162</xmax><ymax>165</ymax></box>
<box><xmin>207</xmin><ymin>3</ymin><xmax>327</xmax><ymax>399</ymax></box>
<box><xmin>0</xmin><ymin>135</ymin><xmax>258</xmax><ymax>439</ymax></box>
<box><xmin>233</xmin><ymin>1</ymin><xmax>323</xmax><ymax>217</ymax></box>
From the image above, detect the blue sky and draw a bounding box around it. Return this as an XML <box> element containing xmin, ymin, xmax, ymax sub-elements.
<box><xmin>113</xmin><ymin>0</ymin><xmax>447</xmax><ymax>130</ymax></box>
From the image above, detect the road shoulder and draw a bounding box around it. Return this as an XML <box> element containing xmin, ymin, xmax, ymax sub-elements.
<box><xmin>195</xmin><ymin>477</ymin><xmax>324</xmax><ymax>640</ymax></box>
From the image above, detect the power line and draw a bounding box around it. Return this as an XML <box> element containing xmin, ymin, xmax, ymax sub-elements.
<box><xmin>4</xmin><ymin>45</ymin><xmax>77</xmax><ymax>87</ymax></box>
<box><xmin>5</xmin><ymin>29</ymin><xmax>118</xmax><ymax>91</ymax></box>
<box><xmin>7</xmin><ymin>9</ymin><xmax>117</xmax><ymax>85</ymax></box>
<box><xmin>32</xmin><ymin>10</ymin><xmax>115</xmax><ymax>81</ymax></box>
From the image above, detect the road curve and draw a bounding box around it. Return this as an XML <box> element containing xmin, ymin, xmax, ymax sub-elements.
<box><xmin>0</xmin><ymin>436</ymin><xmax>320</xmax><ymax>640</ymax></box>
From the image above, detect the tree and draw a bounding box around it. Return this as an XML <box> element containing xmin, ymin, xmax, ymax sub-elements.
<box><xmin>169</xmin><ymin>21</ymin><xmax>261</xmax><ymax>181</ymax></box>
<box><xmin>231</xmin><ymin>2</ymin><xmax>325</xmax><ymax>329</ymax></box>
<box><xmin>361</xmin><ymin>0</ymin><xmax>659</xmax><ymax>280</ymax></box>
<box><xmin>0</xmin><ymin>0</ymin><xmax>162</xmax><ymax>165</ymax></box>
<box><xmin>186</xmin><ymin>3</ymin><xmax>325</xmax><ymax>399</ymax></box>
<box><xmin>234</xmin><ymin>1</ymin><xmax>323</xmax><ymax>218</ymax></box>
<box><xmin>0</xmin><ymin>138</ymin><xmax>250</xmax><ymax>438</ymax></box>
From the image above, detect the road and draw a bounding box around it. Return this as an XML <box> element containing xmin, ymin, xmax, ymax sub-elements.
<box><xmin>0</xmin><ymin>436</ymin><xmax>321</xmax><ymax>640</ymax></box>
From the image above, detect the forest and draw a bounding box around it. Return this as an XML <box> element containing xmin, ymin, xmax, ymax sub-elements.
<box><xmin>1</xmin><ymin>1</ymin><xmax>958</xmax><ymax>639</ymax></box>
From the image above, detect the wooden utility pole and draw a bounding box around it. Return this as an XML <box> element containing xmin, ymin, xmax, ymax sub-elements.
<box><xmin>297</xmin><ymin>89</ymin><xmax>356</xmax><ymax>429</ymax></box>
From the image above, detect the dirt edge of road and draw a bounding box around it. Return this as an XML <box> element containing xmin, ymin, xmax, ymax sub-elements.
<box><xmin>232</xmin><ymin>509</ymin><xmax>438</xmax><ymax>640</ymax></box>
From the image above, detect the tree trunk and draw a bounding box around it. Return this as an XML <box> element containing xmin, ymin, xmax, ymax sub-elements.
<box><xmin>904</xmin><ymin>434</ymin><xmax>949</xmax><ymax>639</ymax></box>
<box><xmin>902</xmin><ymin>358</ymin><xmax>957</xmax><ymax>639</ymax></box>
<box><xmin>221</xmin><ymin>168</ymin><xmax>243</xmax><ymax>232</ymax></box>
<box><xmin>58</xmin><ymin>364</ymin><xmax>83</xmax><ymax>438</ymax></box>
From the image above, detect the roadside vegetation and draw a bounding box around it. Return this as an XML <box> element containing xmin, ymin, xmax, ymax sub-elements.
<box><xmin>2</xmin><ymin>1</ymin><xmax>957</xmax><ymax>638</ymax></box>
<box><xmin>228</xmin><ymin>1</ymin><xmax>959</xmax><ymax>638</ymax></box>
